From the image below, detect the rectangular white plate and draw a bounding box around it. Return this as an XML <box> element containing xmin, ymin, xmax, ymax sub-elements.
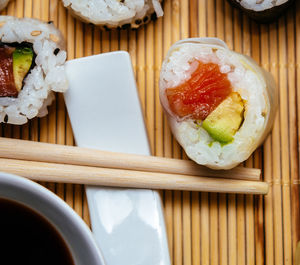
<box><xmin>64</xmin><ymin>51</ymin><xmax>170</xmax><ymax>265</ymax></box>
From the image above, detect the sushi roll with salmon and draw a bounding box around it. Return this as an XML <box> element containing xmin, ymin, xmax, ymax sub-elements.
<box><xmin>62</xmin><ymin>0</ymin><xmax>164</xmax><ymax>29</ymax></box>
<box><xmin>0</xmin><ymin>0</ymin><xmax>10</xmax><ymax>11</ymax></box>
<box><xmin>0</xmin><ymin>16</ymin><xmax>67</xmax><ymax>125</ymax></box>
<box><xmin>159</xmin><ymin>38</ymin><xmax>278</xmax><ymax>170</ymax></box>
<box><xmin>227</xmin><ymin>0</ymin><xmax>294</xmax><ymax>22</ymax></box>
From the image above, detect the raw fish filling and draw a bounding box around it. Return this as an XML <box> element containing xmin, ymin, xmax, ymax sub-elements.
<box><xmin>166</xmin><ymin>61</ymin><xmax>232</xmax><ymax>120</ymax></box>
<box><xmin>0</xmin><ymin>46</ymin><xmax>16</xmax><ymax>97</ymax></box>
<box><xmin>0</xmin><ymin>43</ymin><xmax>34</xmax><ymax>98</ymax></box>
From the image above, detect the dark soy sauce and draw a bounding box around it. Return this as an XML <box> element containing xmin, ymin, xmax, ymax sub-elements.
<box><xmin>0</xmin><ymin>198</ymin><xmax>74</xmax><ymax>265</ymax></box>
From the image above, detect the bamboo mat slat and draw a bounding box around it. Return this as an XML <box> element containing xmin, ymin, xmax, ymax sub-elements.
<box><xmin>1</xmin><ymin>1</ymin><xmax>300</xmax><ymax>264</ymax></box>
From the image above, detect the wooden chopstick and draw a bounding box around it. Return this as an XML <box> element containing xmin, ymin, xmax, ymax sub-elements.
<box><xmin>0</xmin><ymin>137</ymin><xmax>267</xmax><ymax>194</ymax></box>
<box><xmin>0</xmin><ymin>157</ymin><xmax>268</xmax><ymax>194</ymax></box>
<box><xmin>0</xmin><ymin>137</ymin><xmax>261</xmax><ymax>181</ymax></box>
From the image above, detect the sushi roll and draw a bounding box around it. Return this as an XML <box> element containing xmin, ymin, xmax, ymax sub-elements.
<box><xmin>159</xmin><ymin>38</ymin><xmax>278</xmax><ymax>170</ymax></box>
<box><xmin>0</xmin><ymin>0</ymin><xmax>10</xmax><ymax>12</ymax></box>
<box><xmin>0</xmin><ymin>16</ymin><xmax>67</xmax><ymax>125</ymax></box>
<box><xmin>62</xmin><ymin>0</ymin><xmax>164</xmax><ymax>29</ymax></box>
<box><xmin>227</xmin><ymin>0</ymin><xmax>294</xmax><ymax>23</ymax></box>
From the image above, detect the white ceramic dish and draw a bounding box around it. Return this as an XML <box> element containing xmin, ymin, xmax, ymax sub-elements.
<box><xmin>64</xmin><ymin>51</ymin><xmax>171</xmax><ymax>265</ymax></box>
<box><xmin>0</xmin><ymin>172</ymin><xmax>105</xmax><ymax>265</ymax></box>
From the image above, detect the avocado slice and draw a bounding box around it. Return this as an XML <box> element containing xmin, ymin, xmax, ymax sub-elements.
<box><xmin>202</xmin><ymin>92</ymin><xmax>245</xmax><ymax>144</ymax></box>
<box><xmin>13</xmin><ymin>47</ymin><xmax>33</xmax><ymax>91</ymax></box>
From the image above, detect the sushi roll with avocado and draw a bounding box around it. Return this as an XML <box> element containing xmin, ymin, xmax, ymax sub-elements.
<box><xmin>0</xmin><ymin>0</ymin><xmax>10</xmax><ymax>11</ymax></box>
<box><xmin>0</xmin><ymin>16</ymin><xmax>67</xmax><ymax>125</ymax></box>
<box><xmin>62</xmin><ymin>0</ymin><xmax>164</xmax><ymax>29</ymax></box>
<box><xmin>227</xmin><ymin>0</ymin><xmax>294</xmax><ymax>22</ymax></box>
<box><xmin>159</xmin><ymin>38</ymin><xmax>278</xmax><ymax>170</ymax></box>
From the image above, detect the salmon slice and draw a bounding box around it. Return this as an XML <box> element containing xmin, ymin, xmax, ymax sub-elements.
<box><xmin>166</xmin><ymin>61</ymin><xmax>232</xmax><ymax>120</ymax></box>
<box><xmin>0</xmin><ymin>46</ymin><xmax>18</xmax><ymax>98</ymax></box>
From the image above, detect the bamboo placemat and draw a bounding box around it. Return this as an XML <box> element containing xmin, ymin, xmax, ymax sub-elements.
<box><xmin>1</xmin><ymin>0</ymin><xmax>300</xmax><ymax>264</ymax></box>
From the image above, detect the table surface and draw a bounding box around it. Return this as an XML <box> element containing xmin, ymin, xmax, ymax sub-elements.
<box><xmin>1</xmin><ymin>0</ymin><xmax>300</xmax><ymax>265</ymax></box>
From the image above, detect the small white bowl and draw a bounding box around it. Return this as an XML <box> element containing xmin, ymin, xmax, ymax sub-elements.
<box><xmin>0</xmin><ymin>172</ymin><xmax>106</xmax><ymax>265</ymax></box>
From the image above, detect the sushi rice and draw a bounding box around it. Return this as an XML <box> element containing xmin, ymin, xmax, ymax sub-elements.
<box><xmin>0</xmin><ymin>16</ymin><xmax>67</xmax><ymax>125</ymax></box>
<box><xmin>62</xmin><ymin>0</ymin><xmax>164</xmax><ymax>28</ymax></box>
<box><xmin>237</xmin><ymin>0</ymin><xmax>289</xmax><ymax>12</ymax></box>
<box><xmin>159</xmin><ymin>38</ymin><xmax>278</xmax><ymax>170</ymax></box>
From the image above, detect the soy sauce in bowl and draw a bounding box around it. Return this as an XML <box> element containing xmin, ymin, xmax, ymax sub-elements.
<box><xmin>0</xmin><ymin>198</ymin><xmax>74</xmax><ymax>265</ymax></box>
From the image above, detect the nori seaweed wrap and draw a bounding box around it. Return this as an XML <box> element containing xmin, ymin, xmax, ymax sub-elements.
<box><xmin>227</xmin><ymin>0</ymin><xmax>294</xmax><ymax>23</ymax></box>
